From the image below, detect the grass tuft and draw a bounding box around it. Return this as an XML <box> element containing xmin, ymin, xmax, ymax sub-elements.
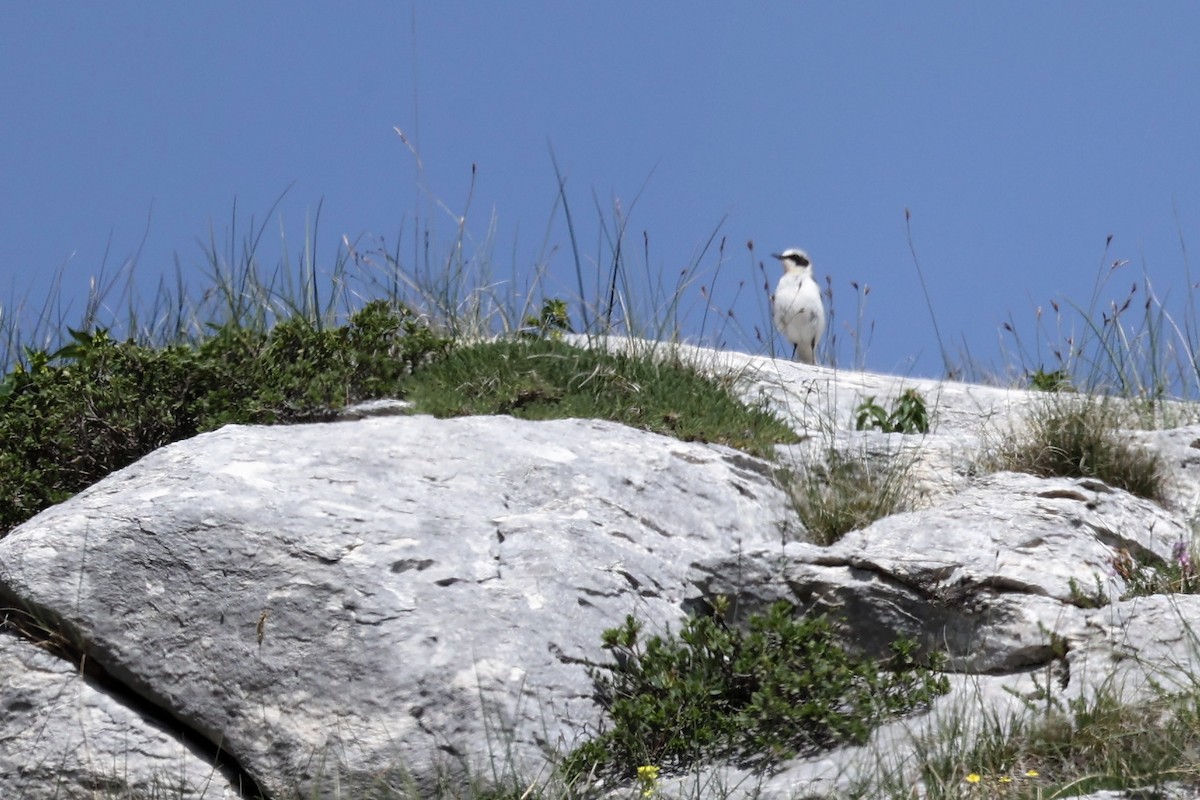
<box><xmin>992</xmin><ymin>395</ymin><xmax>1169</xmax><ymax>504</ymax></box>
<box><xmin>403</xmin><ymin>338</ymin><xmax>799</xmax><ymax>460</ymax></box>
<box><xmin>910</xmin><ymin>682</ymin><xmax>1200</xmax><ymax>800</ymax></box>
<box><xmin>786</xmin><ymin>448</ymin><xmax>915</xmax><ymax>545</ymax></box>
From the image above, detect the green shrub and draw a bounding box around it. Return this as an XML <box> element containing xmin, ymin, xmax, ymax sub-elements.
<box><xmin>1</xmin><ymin>329</ymin><xmax>201</xmax><ymax>530</ymax></box>
<box><xmin>854</xmin><ymin>388</ymin><xmax>931</xmax><ymax>434</ymax></box>
<box><xmin>0</xmin><ymin>302</ymin><xmax>448</xmax><ymax>536</ymax></box>
<box><xmin>403</xmin><ymin>339</ymin><xmax>798</xmax><ymax>460</ymax></box>
<box><xmin>563</xmin><ymin>598</ymin><xmax>949</xmax><ymax>782</ymax></box>
<box><xmin>519</xmin><ymin>298</ymin><xmax>574</xmax><ymax>340</ymax></box>
<box><xmin>1028</xmin><ymin>367</ymin><xmax>1072</xmax><ymax>393</ymax></box>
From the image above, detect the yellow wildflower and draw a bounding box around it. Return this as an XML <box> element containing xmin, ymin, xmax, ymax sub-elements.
<box><xmin>965</xmin><ymin>773</ymin><xmax>982</xmax><ymax>784</ymax></box>
<box><xmin>637</xmin><ymin>765</ymin><xmax>660</xmax><ymax>798</ymax></box>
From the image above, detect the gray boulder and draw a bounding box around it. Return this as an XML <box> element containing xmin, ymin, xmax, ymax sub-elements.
<box><xmin>0</xmin><ymin>414</ymin><xmax>795</xmax><ymax>798</ymax></box>
<box><xmin>693</xmin><ymin>470</ymin><xmax>1189</xmax><ymax>673</ymax></box>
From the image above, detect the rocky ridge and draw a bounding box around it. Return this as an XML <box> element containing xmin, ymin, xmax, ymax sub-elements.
<box><xmin>2</xmin><ymin>343</ymin><xmax>1199</xmax><ymax>799</ymax></box>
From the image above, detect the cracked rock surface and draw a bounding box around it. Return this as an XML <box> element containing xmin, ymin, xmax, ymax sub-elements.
<box><xmin>0</xmin><ymin>414</ymin><xmax>795</xmax><ymax>797</ymax></box>
<box><xmin>0</xmin><ymin>629</ymin><xmax>239</xmax><ymax>799</ymax></box>
<box><xmin>692</xmin><ymin>470</ymin><xmax>1189</xmax><ymax>674</ymax></box>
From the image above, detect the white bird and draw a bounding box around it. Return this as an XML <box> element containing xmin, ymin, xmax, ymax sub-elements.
<box><xmin>771</xmin><ymin>248</ymin><xmax>826</xmax><ymax>364</ymax></box>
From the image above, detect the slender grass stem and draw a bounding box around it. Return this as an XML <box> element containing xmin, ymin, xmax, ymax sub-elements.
<box><xmin>903</xmin><ymin>209</ymin><xmax>952</xmax><ymax>378</ymax></box>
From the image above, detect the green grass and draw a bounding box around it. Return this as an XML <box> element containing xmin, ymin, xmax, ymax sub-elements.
<box><xmin>891</xmin><ymin>678</ymin><xmax>1200</xmax><ymax>800</ymax></box>
<box><xmin>787</xmin><ymin>447</ymin><xmax>916</xmax><ymax>546</ymax></box>
<box><xmin>1114</xmin><ymin>539</ymin><xmax>1200</xmax><ymax>599</ymax></box>
<box><xmin>991</xmin><ymin>394</ymin><xmax>1170</xmax><ymax>504</ymax></box>
<box><xmin>854</xmin><ymin>388</ymin><xmax>931</xmax><ymax>435</ymax></box>
<box><xmin>403</xmin><ymin>338</ymin><xmax>798</xmax><ymax>460</ymax></box>
<box><xmin>0</xmin><ymin>318</ymin><xmax>798</xmax><ymax>540</ymax></box>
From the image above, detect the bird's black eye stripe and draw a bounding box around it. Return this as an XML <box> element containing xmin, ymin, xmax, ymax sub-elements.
<box><xmin>776</xmin><ymin>251</ymin><xmax>812</xmax><ymax>267</ymax></box>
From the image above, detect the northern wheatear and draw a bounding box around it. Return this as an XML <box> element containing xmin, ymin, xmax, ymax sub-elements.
<box><xmin>771</xmin><ymin>248</ymin><xmax>825</xmax><ymax>364</ymax></box>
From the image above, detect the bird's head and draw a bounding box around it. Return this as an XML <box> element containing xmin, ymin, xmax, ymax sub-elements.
<box><xmin>772</xmin><ymin>248</ymin><xmax>812</xmax><ymax>272</ymax></box>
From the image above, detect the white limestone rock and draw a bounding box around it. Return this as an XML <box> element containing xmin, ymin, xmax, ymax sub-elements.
<box><xmin>0</xmin><ymin>414</ymin><xmax>794</xmax><ymax>798</ymax></box>
<box><xmin>0</xmin><ymin>630</ymin><xmax>241</xmax><ymax>799</ymax></box>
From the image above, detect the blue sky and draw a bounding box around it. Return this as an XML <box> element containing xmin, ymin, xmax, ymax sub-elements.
<box><xmin>4</xmin><ymin>3</ymin><xmax>1200</xmax><ymax>381</ymax></box>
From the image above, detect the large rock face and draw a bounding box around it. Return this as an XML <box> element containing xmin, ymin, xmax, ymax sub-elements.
<box><xmin>0</xmin><ymin>413</ymin><xmax>795</xmax><ymax>798</ymax></box>
<box><xmin>2</xmin><ymin>344</ymin><xmax>1200</xmax><ymax>799</ymax></box>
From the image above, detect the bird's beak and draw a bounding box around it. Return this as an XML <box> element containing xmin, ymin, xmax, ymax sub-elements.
<box><xmin>770</xmin><ymin>253</ymin><xmax>783</xmax><ymax>260</ymax></box>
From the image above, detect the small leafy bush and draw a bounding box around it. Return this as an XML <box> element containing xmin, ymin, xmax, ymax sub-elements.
<box><xmin>0</xmin><ymin>328</ymin><xmax>201</xmax><ymax>530</ymax></box>
<box><xmin>1066</xmin><ymin>574</ymin><xmax>1110</xmax><ymax>609</ymax></box>
<box><xmin>563</xmin><ymin>599</ymin><xmax>949</xmax><ymax>782</ymax></box>
<box><xmin>1028</xmin><ymin>367</ymin><xmax>1073</xmax><ymax>393</ymax></box>
<box><xmin>404</xmin><ymin>339</ymin><xmax>798</xmax><ymax>459</ymax></box>
<box><xmin>789</xmin><ymin>449</ymin><xmax>913</xmax><ymax>545</ymax></box>
<box><xmin>994</xmin><ymin>395</ymin><xmax>1168</xmax><ymax>503</ymax></box>
<box><xmin>854</xmin><ymin>388</ymin><xmax>930</xmax><ymax>434</ymax></box>
<box><xmin>519</xmin><ymin>298</ymin><xmax>574</xmax><ymax>340</ymax></box>
<box><xmin>0</xmin><ymin>301</ymin><xmax>449</xmax><ymax>536</ymax></box>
